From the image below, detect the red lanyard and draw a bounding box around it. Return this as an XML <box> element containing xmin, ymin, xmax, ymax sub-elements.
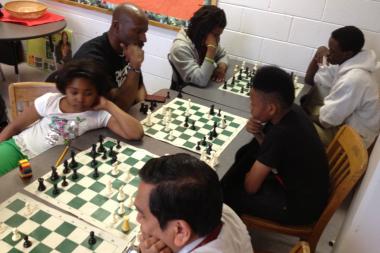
<box><xmin>189</xmin><ymin>223</ymin><xmax>223</xmax><ymax>252</ymax></box>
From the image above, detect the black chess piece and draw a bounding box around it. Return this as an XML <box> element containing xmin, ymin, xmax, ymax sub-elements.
<box><xmin>69</xmin><ymin>150</ymin><xmax>78</xmax><ymax>168</ymax></box>
<box><xmin>101</xmin><ymin>149</ymin><xmax>107</xmax><ymax>160</ymax></box>
<box><xmin>90</xmin><ymin>144</ymin><xmax>97</xmax><ymax>157</ymax></box>
<box><xmin>245</xmin><ymin>66</ymin><xmax>249</xmax><ymax>74</ymax></box>
<box><xmin>208</xmin><ymin>131</ymin><xmax>213</xmax><ymax>140</ymax></box>
<box><xmin>108</xmin><ymin>146</ymin><xmax>114</xmax><ymax>156</ymax></box>
<box><xmin>52</xmin><ymin>183</ymin><xmax>60</xmax><ymax>195</ymax></box>
<box><xmin>212</xmin><ymin>125</ymin><xmax>218</xmax><ymax>138</ymax></box>
<box><xmin>23</xmin><ymin>235</ymin><xmax>32</xmax><ymax>248</ymax></box>
<box><xmin>91</xmin><ymin>155</ymin><xmax>98</xmax><ymax>168</ymax></box>
<box><xmin>142</xmin><ymin>104</ymin><xmax>149</xmax><ymax>115</ymax></box>
<box><xmin>63</xmin><ymin>160</ymin><xmax>70</xmax><ymax>174</ymax></box>
<box><xmin>190</xmin><ymin>121</ymin><xmax>196</xmax><ymax>130</ymax></box>
<box><xmin>149</xmin><ymin>101</ymin><xmax>155</xmax><ymax>111</ymax></box>
<box><xmin>231</xmin><ymin>76</ymin><xmax>235</xmax><ymax>85</ymax></box>
<box><xmin>50</xmin><ymin>166</ymin><xmax>59</xmax><ymax>181</ymax></box>
<box><xmin>222</xmin><ymin>81</ymin><xmax>227</xmax><ymax>89</ymax></box>
<box><xmin>93</xmin><ymin>166</ymin><xmax>99</xmax><ymax>179</ymax></box>
<box><xmin>166</xmin><ymin>91</ymin><xmax>170</xmax><ymax>99</ymax></box>
<box><xmin>240</xmin><ymin>86</ymin><xmax>245</xmax><ymax>93</ymax></box>
<box><xmin>72</xmin><ymin>168</ymin><xmax>78</xmax><ymax>180</ymax></box>
<box><xmin>139</xmin><ymin>102</ymin><xmax>145</xmax><ymax>112</ymax></box>
<box><xmin>206</xmin><ymin>143</ymin><xmax>213</xmax><ymax>155</ymax></box>
<box><xmin>110</xmin><ymin>154</ymin><xmax>117</xmax><ymax>164</ymax></box>
<box><xmin>201</xmin><ymin>136</ymin><xmax>207</xmax><ymax>146</ymax></box>
<box><xmin>217</xmin><ymin>109</ymin><xmax>221</xmax><ymax>117</ymax></box>
<box><xmin>61</xmin><ymin>175</ymin><xmax>68</xmax><ymax>187</ymax></box>
<box><xmin>177</xmin><ymin>88</ymin><xmax>183</xmax><ymax>98</ymax></box>
<box><xmin>196</xmin><ymin>141</ymin><xmax>201</xmax><ymax>151</ymax></box>
<box><xmin>97</xmin><ymin>135</ymin><xmax>106</xmax><ymax>153</ymax></box>
<box><xmin>88</xmin><ymin>231</ymin><xmax>97</xmax><ymax>245</ymax></box>
<box><xmin>209</xmin><ymin>105</ymin><xmax>215</xmax><ymax>116</ymax></box>
<box><xmin>116</xmin><ymin>140</ymin><xmax>121</xmax><ymax>149</ymax></box>
<box><xmin>152</xmin><ymin>101</ymin><xmax>157</xmax><ymax>108</ymax></box>
<box><xmin>184</xmin><ymin>116</ymin><xmax>189</xmax><ymax>127</ymax></box>
<box><xmin>238</xmin><ymin>69</ymin><xmax>242</xmax><ymax>80</ymax></box>
<box><xmin>37</xmin><ymin>178</ymin><xmax>46</xmax><ymax>192</ymax></box>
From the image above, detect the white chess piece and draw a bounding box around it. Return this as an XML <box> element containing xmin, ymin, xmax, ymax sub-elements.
<box><xmin>127</xmin><ymin>196</ymin><xmax>135</xmax><ymax>209</ymax></box>
<box><xmin>124</xmin><ymin>169</ymin><xmax>131</xmax><ymax>182</ymax></box>
<box><xmin>107</xmin><ymin>180</ymin><xmax>114</xmax><ymax>196</ymax></box>
<box><xmin>219</xmin><ymin>116</ymin><xmax>227</xmax><ymax>129</ymax></box>
<box><xmin>253</xmin><ymin>63</ymin><xmax>258</xmax><ymax>72</ymax></box>
<box><xmin>12</xmin><ymin>228</ymin><xmax>21</xmax><ymax>241</ymax></box>
<box><xmin>24</xmin><ymin>202</ymin><xmax>33</xmax><ymax>216</ymax></box>
<box><xmin>118</xmin><ymin>202</ymin><xmax>126</xmax><ymax>215</ymax></box>
<box><xmin>185</xmin><ymin>99</ymin><xmax>191</xmax><ymax>116</ymax></box>
<box><xmin>111</xmin><ymin>162</ymin><xmax>120</xmax><ymax>176</ymax></box>
<box><xmin>117</xmin><ymin>186</ymin><xmax>126</xmax><ymax>202</ymax></box>
<box><xmin>168</xmin><ymin>130</ymin><xmax>175</xmax><ymax>141</ymax></box>
<box><xmin>200</xmin><ymin>150</ymin><xmax>207</xmax><ymax>161</ymax></box>
<box><xmin>145</xmin><ymin>109</ymin><xmax>153</xmax><ymax>127</ymax></box>
<box><xmin>0</xmin><ymin>222</ymin><xmax>6</xmax><ymax>234</ymax></box>
<box><xmin>164</xmin><ymin>121</ymin><xmax>171</xmax><ymax>132</ymax></box>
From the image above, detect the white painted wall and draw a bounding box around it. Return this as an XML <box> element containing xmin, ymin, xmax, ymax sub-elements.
<box><xmin>39</xmin><ymin>0</ymin><xmax>380</xmax><ymax>93</ymax></box>
<box><xmin>333</xmin><ymin>137</ymin><xmax>380</xmax><ymax>253</ymax></box>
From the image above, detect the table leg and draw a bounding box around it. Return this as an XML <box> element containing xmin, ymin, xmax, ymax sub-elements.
<box><xmin>11</xmin><ymin>41</ymin><xmax>20</xmax><ymax>81</ymax></box>
<box><xmin>48</xmin><ymin>35</ymin><xmax>57</xmax><ymax>70</ymax></box>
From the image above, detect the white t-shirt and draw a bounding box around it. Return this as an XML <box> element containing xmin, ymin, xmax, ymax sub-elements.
<box><xmin>13</xmin><ymin>93</ymin><xmax>111</xmax><ymax>158</ymax></box>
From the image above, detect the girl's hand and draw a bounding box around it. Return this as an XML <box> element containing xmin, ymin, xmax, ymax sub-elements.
<box><xmin>92</xmin><ymin>96</ymin><xmax>110</xmax><ymax>111</ymax></box>
<box><xmin>205</xmin><ymin>33</ymin><xmax>217</xmax><ymax>47</ymax></box>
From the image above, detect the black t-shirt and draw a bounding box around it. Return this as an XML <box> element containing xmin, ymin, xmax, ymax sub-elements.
<box><xmin>257</xmin><ymin>105</ymin><xmax>329</xmax><ymax>216</ymax></box>
<box><xmin>73</xmin><ymin>33</ymin><xmax>136</xmax><ymax>92</ymax></box>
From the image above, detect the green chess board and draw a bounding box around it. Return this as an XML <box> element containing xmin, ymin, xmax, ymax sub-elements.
<box><xmin>0</xmin><ymin>193</ymin><xmax>126</xmax><ymax>253</ymax></box>
<box><xmin>219</xmin><ymin>68</ymin><xmax>305</xmax><ymax>98</ymax></box>
<box><xmin>25</xmin><ymin>138</ymin><xmax>157</xmax><ymax>243</ymax></box>
<box><xmin>141</xmin><ymin>98</ymin><xmax>247</xmax><ymax>156</ymax></box>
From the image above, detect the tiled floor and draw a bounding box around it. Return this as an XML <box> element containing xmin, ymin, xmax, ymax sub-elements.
<box><xmin>0</xmin><ymin>62</ymin><xmax>348</xmax><ymax>253</ymax></box>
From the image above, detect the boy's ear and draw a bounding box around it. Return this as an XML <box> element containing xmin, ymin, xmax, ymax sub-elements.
<box><xmin>172</xmin><ymin>220</ymin><xmax>193</xmax><ymax>248</ymax></box>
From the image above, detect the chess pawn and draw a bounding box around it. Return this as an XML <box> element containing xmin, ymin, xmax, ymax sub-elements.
<box><xmin>12</xmin><ymin>228</ymin><xmax>21</xmax><ymax>241</ymax></box>
<box><xmin>107</xmin><ymin>180</ymin><xmax>114</xmax><ymax>196</ymax></box>
<box><xmin>164</xmin><ymin>121</ymin><xmax>171</xmax><ymax>132</ymax></box>
<box><xmin>117</xmin><ymin>186</ymin><xmax>126</xmax><ymax>202</ymax></box>
<box><xmin>219</xmin><ymin>116</ymin><xmax>227</xmax><ymax>129</ymax></box>
<box><xmin>126</xmin><ymin>196</ymin><xmax>134</xmax><ymax>209</ymax></box>
<box><xmin>185</xmin><ymin>107</ymin><xmax>190</xmax><ymax>117</ymax></box>
<box><xmin>200</xmin><ymin>150</ymin><xmax>207</xmax><ymax>162</ymax></box>
<box><xmin>121</xmin><ymin>216</ymin><xmax>130</xmax><ymax>232</ymax></box>
<box><xmin>167</xmin><ymin>130</ymin><xmax>175</xmax><ymax>141</ymax></box>
<box><xmin>0</xmin><ymin>222</ymin><xmax>7</xmax><ymax>234</ymax></box>
<box><xmin>145</xmin><ymin>109</ymin><xmax>153</xmax><ymax>127</ymax></box>
<box><xmin>118</xmin><ymin>202</ymin><xmax>126</xmax><ymax>215</ymax></box>
<box><xmin>124</xmin><ymin>170</ymin><xmax>131</xmax><ymax>182</ymax></box>
<box><xmin>24</xmin><ymin>202</ymin><xmax>33</xmax><ymax>216</ymax></box>
<box><xmin>111</xmin><ymin>162</ymin><xmax>120</xmax><ymax>176</ymax></box>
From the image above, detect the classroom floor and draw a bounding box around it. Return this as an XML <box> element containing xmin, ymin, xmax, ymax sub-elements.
<box><xmin>0</xmin><ymin>62</ymin><xmax>347</xmax><ymax>253</ymax></box>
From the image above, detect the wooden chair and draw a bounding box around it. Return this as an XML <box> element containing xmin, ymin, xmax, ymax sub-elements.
<box><xmin>8</xmin><ymin>82</ymin><xmax>57</xmax><ymax>120</ymax></box>
<box><xmin>289</xmin><ymin>241</ymin><xmax>310</xmax><ymax>253</ymax></box>
<box><xmin>241</xmin><ymin>125</ymin><xmax>368</xmax><ymax>253</ymax></box>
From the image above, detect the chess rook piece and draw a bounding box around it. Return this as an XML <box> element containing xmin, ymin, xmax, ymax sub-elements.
<box><xmin>50</xmin><ymin>166</ymin><xmax>59</xmax><ymax>181</ymax></box>
<box><xmin>62</xmin><ymin>160</ymin><xmax>70</xmax><ymax>174</ymax></box>
<box><xmin>37</xmin><ymin>178</ymin><xmax>46</xmax><ymax>192</ymax></box>
<box><xmin>88</xmin><ymin>231</ymin><xmax>97</xmax><ymax>246</ymax></box>
<box><xmin>61</xmin><ymin>175</ymin><xmax>68</xmax><ymax>187</ymax></box>
<box><xmin>23</xmin><ymin>235</ymin><xmax>32</xmax><ymax>248</ymax></box>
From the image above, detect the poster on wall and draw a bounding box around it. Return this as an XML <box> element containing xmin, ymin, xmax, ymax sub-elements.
<box><xmin>26</xmin><ymin>28</ymin><xmax>73</xmax><ymax>72</ymax></box>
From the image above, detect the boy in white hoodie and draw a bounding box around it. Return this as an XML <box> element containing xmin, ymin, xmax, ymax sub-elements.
<box><xmin>303</xmin><ymin>26</ymin><xmax>380</xmax><ymax>147</ymax></box>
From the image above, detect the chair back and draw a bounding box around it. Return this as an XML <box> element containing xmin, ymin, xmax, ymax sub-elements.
<box><xmin>8</xmin><ymin>82</ymin><xmax>57</xmax><ymax>120</ymax></box>
<box><xmin>289</xmin><ymin>241</ymin><xmax>310</xmax><ymax>253</ymax></box>
<box><xmin>310</xmin><ymin>125</ymin><xmax>368</xmax><ymax>242</ymax></box>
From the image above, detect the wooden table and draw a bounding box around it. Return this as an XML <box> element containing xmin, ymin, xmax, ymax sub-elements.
<box><xmin>0</xmin><ymin>20</ymin><xmax>66</xmax><ymax>79</ymax></box>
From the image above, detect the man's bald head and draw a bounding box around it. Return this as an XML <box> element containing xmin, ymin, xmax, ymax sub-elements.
<box><xmin>109</xmin><ymin>3</ymin><xmax>148</xmax><ymax>51</ymax></box>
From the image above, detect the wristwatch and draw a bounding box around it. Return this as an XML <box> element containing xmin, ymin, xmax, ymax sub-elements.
<box><xmin>126</xmin><ymin>63</ymin><xmax>141</xmax><ymax>73</ymax></box>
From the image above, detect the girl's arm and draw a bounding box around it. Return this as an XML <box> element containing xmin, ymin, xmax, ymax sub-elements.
<box><xmin>0</xmin><ymin>105</ymin><xmax>41</xmax><ymax>142</ymax></box>
<box><xmin>94</xmin><ymin>97</ymin><xmax>144</xmax><ymax>140</ymax></box>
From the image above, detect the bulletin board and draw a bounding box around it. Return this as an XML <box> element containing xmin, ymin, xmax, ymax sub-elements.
<box><xmin>52</xmin><ymin>0</ymin><xmax>217</xmax><ymax>30</ymax></box>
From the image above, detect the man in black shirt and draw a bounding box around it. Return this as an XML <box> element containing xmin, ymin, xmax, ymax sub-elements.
<box><xmin>221</xmin><ymin>66</ymin><xmax>329</xmax><ymax>225</ymax></box>
<box><xmin>74</xmin><ymin>3</ymin><xmax>148</xmax><ymax>111</ymax></box>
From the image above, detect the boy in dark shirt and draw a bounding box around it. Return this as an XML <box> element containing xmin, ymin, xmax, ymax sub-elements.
<box><xmin>221</xmin><ymin>66</ymin><xmax>329</xmax><ymax>225</ymax></box>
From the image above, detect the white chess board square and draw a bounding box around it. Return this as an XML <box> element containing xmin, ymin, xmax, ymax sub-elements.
<box><xmin>67</xmin><ymin>228</ymin><xmax>88</xmax><ymax>243</ymax></box>
<box><xmin>78</xmin><ymin>188</ymin><xmax>97</xmax><ymax>200</ymax></box>
<box><xmin>41</xmin><ymin>232</ymin><xmax>65</xmax><ymax>249</ymax></box>
<box><xmin>78</xmin><ymin>202</ymin><xmax>98</xmax><ymax>215</ymax></box>
<box><xmin>18</xmin><ymin>219</ymin><xmax>39</xmax><ymax>235</ymax></box>
<box><xmin>41</xmin><ymin>216</ymin><xmax>63</xmax><ymax>231</ymax></box>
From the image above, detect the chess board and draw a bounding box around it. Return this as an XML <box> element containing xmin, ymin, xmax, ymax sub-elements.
<box><xmin>0</xmin><ymin>193</ymin><xmax>126</xmax><ymax>253</ymax></box>
<box><xmin>141</xmin><ymin>98</ymin><xmax>247</xmax><ymax>156</ymax></box>
<box><xmin>25</xmin><ymin>137</ymin><xmax>157</xmax><ymax>243</ymax></box>
<box><xmin>218</xmin><ymin>68</ymin><xmax>305</xmax><ymax>98</ymax></box>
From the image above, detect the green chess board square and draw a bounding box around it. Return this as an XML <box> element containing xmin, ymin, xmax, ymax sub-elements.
<box><xmin>30</xmin><ymin>210</ymin><xmax>52</xmax><ymax>224</ymax></box>
<box><xmin>91</xmin><ymin>208</ymin><xmax>111</xmax><ymax>222</ymax></box>
<box><xmin>69</xmin><ymin>172</ymin><xmax>84</xmax><ymax>182</ymax></box>
<box><xmin>112</xmin><ymin>178</ymin><xmax>124</xmax><ymax>189</ymax></box>
<box><xmin>221</xmin><ymin>129</ymin><xmax>233</xmax><ymax>137</ymax></box>
<box><xmin>229</xmin><ymin>122</ymin><xmax>240</xmax><ymax>128</ymax></box>
<box><xmin>4</xmin><ymin>213</ymin><xmax>26</xmax><ymax>227</ymax></box>
<box><xmin>179</xmin><ymin>133</ymin><xmax>191</xmax><ymax>140</ymax></box>
<box><xmin>213</xmin><ymin>138</ymin><xmax>224</xmax><ymax>146</ymax></box>
<box><xmin>55</xmin><ymin>222</ymin><xmax>76</xmax><ymax>237</ymax></box>
<box><xmin>122</xmin><ymin>147</ymin><xmax>136</xmax><ymax>156</ymax></box>
<box><xmin>30</xmin><ymin>226</ymin><xmax>51</xmax><ymax>241</ymax></box>
<box><xmin>192</xmin><ymin>105</ymin><xmax>200</xmax><ymax>111</ymax></box>
<box><xmin>81</xmin><ymin>234</ymin><xmax>104</xmax><ymax>250</ymax></box>
<box><xmin>117</xmin><ymin>220</ymin><xmax>136</xmax><ymax>235</ymax></box>
<box><xmin>103</xmin><ymin>140</ymin><xmax>116</xmax><ymax>148</ymax></box>
<box><xmin>175</xmin><ymin>126</ymin><xmax>186</xmax><ymax>132</ymax></box>
<box><xmin>88</xmin><ymin>181</ymin><xmax>105</xmax><ymax>193</ymax></box>
<box><xmin>171</xmin><ymin>112</ymin><xmax>180</xmax><ymax>118</ymax></box>
<box><xmin>30</xmin><ymin>244</ymin><xmax>53</xmax><ymax>253</ymax></box>
<box><xmin>6</xmin><ymin>199</ymin><xmax>25</xmax><ymax>213</ymax></box>
<box><xmin>172</xmin><ymin>119</ymin><xmax>181</xmax><ymax>125</ymax></box>
<box><xmin>174</xmin><ymin>100</ymin><xmax>184</xmax><ymax>106</ymax></box>
<box><xmin>198</xmin><ymin>118</ymin><xmax>208</xmax><ymax>123</ymax></box>
<box><xmin>203</xmin><ymin>124</ymin><xmax>213</xmax><ymax>130</ymax></box>
<box><xmin>142</xmin><ymin>155</ymin><xmax>153</xmax><ymax>163</ymax></box>
<box><xmin>8</xmin><ymin>248</ymin><xmax>23</xmax><ymax>253</ymax></box>
<box><xmin>176</xmin><ymin>106</ymin><xmax>186</xmax><ymax>112</ymax></box>
<box><xmin>155</xmin><ymin>114</ymin><xmax>163</xmax><ymax>119</ymax></box>
<box><xmin>224</xmin><ymin>115</ymin><xmax>234</xmax><ymax>121</ymax></box>
<box><xmin>67</xmin><ymin>197</ymin><xmax>86</xmax><ymax>209</ymax></box>
<box><xmin>129</xmin><ymin>167</ymin><xmax>139</xmax><ymax>176</ymax></box>
<box><xmin>85</xmin><ymin>151</ymin><xmax>101</xmax><ymax>158</ymax></box>
<box><xmin>56</xmin><ymin>238</ymin><xmax>79</xmax><ymax>253</ymax></box>
<box><xmin>67</xmin><ymin>184</ymin><xmax>86</xmax><ymax>195</ymax></box>
<box><xmin>194</xmin><ymin>132</ymin><xmax>205</xmax><ymax>139</ymax></box>
<box><xmin>46</xmin><ymin>177</ymin><xmax>63</xmax><ymax>185</ymax></box>
<box><xmin>129</xmin><ymin>177</ymin><xmax>140</xmax><ymax>187</ymax></box>
<box><xmin>146</xmin><ymin>128</ymin><xmax>158</xmax><ymax>135</ymax></box>
<box><xmin>90</xmin><ymin>194</ymin><xmax>108</xmax><ymax>206</ymax></box>
<box><xmin>125</xmin><ymin>157</ymin><xmax>139</xmax><ymax>166</ymax></box>
<box><xmin>90</xmin><ymin>170</ymin><xmax>105</xmax><ymax>180</ymax></box>
<box><xmin>183</xmin><ymin>141</ymin><xmax>196</xmax><ymax>149</ymax></box>
<box><xmin>3</xmin><ymin>231</ymin><xmax>24</xmax><ymax>246</ymax></box>
<box><xmin>194</xmin><ymin>111</ymin><xmax>203</xmax><ymax>117</ymax></box>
